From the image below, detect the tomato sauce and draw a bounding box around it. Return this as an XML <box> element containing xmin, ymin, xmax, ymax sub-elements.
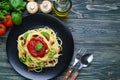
<box><xmin>27</xmin><ymin>37</ymin><xmax>48</xmax><ymax>57</ymax></box>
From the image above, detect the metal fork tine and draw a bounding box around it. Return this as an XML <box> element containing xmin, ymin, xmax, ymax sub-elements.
<box><xmin>76</xmin><ymin>47</ymin><xmax>87</xmax><ymax>60</ymax></box>
<box><xmin>77</xmin><ymin>47</ymin><xmax>86</xmax><ymax>55</ymax></box>
<box><xmin>81</xmin><ymin>47</ymin><xmax>87</xmax><ymax>56</ymax></box>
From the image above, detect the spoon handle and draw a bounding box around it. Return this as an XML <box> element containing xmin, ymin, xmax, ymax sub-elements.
<box><xmin>70</xmin><ymin>71</ymin><xmax>79</xmax><ymax>80</ymax></box>
<box><xmin>62</xmin><ymin>68</ymin><xmax>73</xmax><ymax>80</ymax></box>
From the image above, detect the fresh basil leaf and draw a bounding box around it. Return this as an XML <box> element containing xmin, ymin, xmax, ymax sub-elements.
<box><xmin>12</xmin><ymin>12</ymin><xmax>22</xmax><ymax>25</ymax></box>
<box><xmin>16</xmin><ymin>1</ymin><xmax>26</xmax><ymax>11</ymax></box>
<box><xmin>27</xmin><ymin>55</ymin><xmax>32</xmax><ymax>62</ymax></box>
<box><xmin>35</xmin><ymin>43</ymin><xmax>43</xmax><ymax>51</ymax></box>
<box><xmin>9</xmin><ymin>0</ymin><xmax>23</xmax><ymax>9</ymax></box>
<box><xmin>41</xmin><ymin>32</ymin><xmax>50</xmax><ymax>40</ymax></box>
<box><xmin>41</xmin><ymin>32</ymin><xmax>50</xmax><ymax>37</ymax></box>
<box><xmin>0</xmin><ymin>10</ymin><xmax>9</xmax><ymax>19</ymax></box>
<box><xmin>37</xmin><ymin>62</ymin><xmax>41</xmax><ymax>67</ymax></box>
<box><xmin>48</xmin><ymin>51</ymin><xmax>55</xmax><ymax>58</ymax></box>
<box><xmin>21</xmin><ymin>1</ymin><xmax>27</xmax><ymax>8</ymax></box>
<box><xmin>23</xmin><ymin>32</ymin><xmax>29</xmax><ymax>39</ymax></box>
<box><xmin>19</xmin><ymin>57</ymin><xmax>26</xmax><ymax>63</ymax></box>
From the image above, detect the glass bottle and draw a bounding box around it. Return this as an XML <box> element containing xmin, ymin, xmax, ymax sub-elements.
<box><xmin>53</xmin><ymin>0</ymin><xmax>72</xmax><ymax>17</ymax></box>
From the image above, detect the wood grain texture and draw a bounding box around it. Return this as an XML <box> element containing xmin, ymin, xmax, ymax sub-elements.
<box><xmin>63</xmin><ymin>19</ymin><xmax>120</xmax><ymax>80</ymax></box>
<box><xmin>62</xmin><ymin>68</ymin><xmax>73</xmax><ymax>80</ymax></box>
<box><xmin>70</xmin><ymin>0</ymin><xmax>120</xmax><ymax>20</ymax></box>
<box><xmin>0</xmin><ymin>0</ymin><xmax>120</xmax><ymax>80</ymax></box>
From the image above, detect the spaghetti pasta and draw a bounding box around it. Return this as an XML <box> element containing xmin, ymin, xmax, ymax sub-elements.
<box><xmin>17</xmin><ymin>27</ymin><xmax>62</xmax><ymax>72</ymax></box>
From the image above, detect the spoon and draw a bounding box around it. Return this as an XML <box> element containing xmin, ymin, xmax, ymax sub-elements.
<box><xmin>62</xmin><ymin>48</ymin><xmax>86</xmax><ymax>80</ymax></box>
<box><xmin>71</xmin><ymin>53</ymin><xmax>93</xmax><ymax>80</ymax></box>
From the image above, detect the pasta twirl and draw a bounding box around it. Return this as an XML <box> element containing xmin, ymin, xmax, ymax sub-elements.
<box><xmin>17</xmin><ymin>27</ymin><xmax>62</xmax><ymax>72</ymax></box>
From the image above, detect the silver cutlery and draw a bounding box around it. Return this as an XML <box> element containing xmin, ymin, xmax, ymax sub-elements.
<box><xmin>62</xmin><ymin>47</ymin><xmax>86</xmax><ymax>80</ymax></box>
<box><xmin>71</xmin><ymin>53</ymin><xmax>94</xmax><ymax>80</ymax></box>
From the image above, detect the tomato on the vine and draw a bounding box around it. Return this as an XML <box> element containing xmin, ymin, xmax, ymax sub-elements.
<box><xmin>3</xmin><ymin>14</ymin><xmax>14</xmax><ymax>27</ymax></box>
<box><xmin>0</xmin><ymin>24</ymin><xmax>6</xmax><ymax>36</ymax></box>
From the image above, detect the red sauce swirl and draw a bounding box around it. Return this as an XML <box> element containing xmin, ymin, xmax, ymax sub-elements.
<box><xmin>27</xmin><ymin>37</ymin><xmax>48</xmax><ymax>57</ymax></box>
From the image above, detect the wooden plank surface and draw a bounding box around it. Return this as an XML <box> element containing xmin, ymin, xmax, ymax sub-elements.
<box><xmin>70</xmin><ymin>0</ymin><xmax>120</xmax><ymax>20</ymax></box>
<box><xmin>0</xmin><ymin>0</ymin><xmax>120</xmax><ymax>80</ymax></box>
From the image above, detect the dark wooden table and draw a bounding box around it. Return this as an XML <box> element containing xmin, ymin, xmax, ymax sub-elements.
<box><xmin>0</xmin><ymin>0</ymin><xmax>120</xmax><ymax>80</ymax></box>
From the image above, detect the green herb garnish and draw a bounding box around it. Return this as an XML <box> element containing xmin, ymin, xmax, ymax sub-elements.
<box><xmin>41</xmin><ymin>32</ymin><xmax>50</xmax><ymax>40</ymax></box>
<box><xmin>23</xmin><ymin>32</ymin><xmax>29</xmax><ymax>39</ymax></box>
<box><xmin>35</xmin><ymin>43</ymin><xmax>43</xmax><ymax>51</ymax></box>
<box><xmin>37</xmin><ymin>62</ymin><xmax>41</xmax><ymax>67</ymax></box>
<box><xmin>19</xmin><ymin>57</ymin><xmax>26</xmax><ymax>63</ymax></box>
<box><xmin>9</xmin><ymin>0</ymin><xmax>26</xmax><ymax>25</ymax></box>
<box><xmin>21</xmin><ymin>41</ymin><xmax>24</xmax><ymax>46</ymax></box>
<box><xmin>27</xmin><ymin>55</ymin><xmax>32</xmax><ymax>62</ymax></box>
<box><xmin>48</xmin><ymin>51</ymin><xmax>55</xmax><ymax>58</ymax></box>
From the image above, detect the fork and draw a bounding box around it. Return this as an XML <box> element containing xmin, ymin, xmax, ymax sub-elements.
<box><xmin>62</xmin><ymin>47</ymin><xmax>86</xmax><ymax>80</ymax></box>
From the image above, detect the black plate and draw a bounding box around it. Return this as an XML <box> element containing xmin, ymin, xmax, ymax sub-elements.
<box><xmin>6</xmin><ymin>14</ymin><xmax>74</xmax><ymax>80</ymax></box>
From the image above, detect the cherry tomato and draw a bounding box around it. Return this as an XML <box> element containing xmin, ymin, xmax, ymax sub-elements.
<box><xmin>0</xmin><ymin>24</ymin><xmax>6</xmax><ymax>36</ymax></box>
<box><xmin>3</xmin><ymin>14</ymin><xmax>14</xmax><ymax>27</ymax></box>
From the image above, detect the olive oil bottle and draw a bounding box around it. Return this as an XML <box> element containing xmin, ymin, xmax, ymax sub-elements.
<box><xmin>53</xmin><ymin>0</ymin><xmax>72</xmax><ymax>17</ymax></box>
